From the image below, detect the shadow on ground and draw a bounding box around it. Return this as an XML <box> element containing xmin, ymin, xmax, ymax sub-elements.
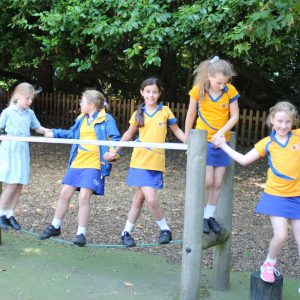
<box><xmin>0</xmin><ymin>231</ymin><xmax>298</xmax><ymax>300</ymax></box>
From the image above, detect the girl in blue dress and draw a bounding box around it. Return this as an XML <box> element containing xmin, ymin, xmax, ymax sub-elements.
<box><xmin>0</xmin><ymin>83</ymin><xmax>48</xmax><ymax>230</ymax></box>
<box><xmin>38</xmin><ymin>90</ymin><xmax>120</xmax><ymax>247</ymax></box>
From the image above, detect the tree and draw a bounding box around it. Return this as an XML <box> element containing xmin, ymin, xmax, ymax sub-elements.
<box><xmin>0</xmin><ymin>0</ymin><xmax>299</xmax><ymax>108</ymax></box>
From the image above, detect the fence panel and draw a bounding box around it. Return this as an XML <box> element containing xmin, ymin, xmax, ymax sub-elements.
<box><xmin>1</xmin><ymin>91</ymin><xmax>297</xmax><ymax>146</ymax></box>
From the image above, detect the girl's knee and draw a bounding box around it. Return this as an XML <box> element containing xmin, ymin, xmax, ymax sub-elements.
<box><xmin>213</xmin><ymin>179</ymin><xmax>223</xmax><ymax>191</ymax></box>
<box><xmin>78</xmin><ymin>196</ymin><xmax>91</xmax><ymax>207</ymax></box>
<box><xmin>147</xmin><ymin>198</ymin><xmax>159</xmax><ymax>210</ymax></box>
<box><xmin>273</xmin><ymin>232</ymin><xmax>288</xmax><ymax>244</ymax></box>
<box><xmin>205</xmin><ymin>178</ymin><xmax>214</xmax><ymax>189</ymax></box>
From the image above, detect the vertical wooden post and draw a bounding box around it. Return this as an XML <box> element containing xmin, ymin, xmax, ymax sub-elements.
<box><xmin>212</xmin><ymin>133</ymin><xmax>236</xmax><ymax>290</ymax></box>
<box><xmin>180</xmin><ymin>129</ymin><xmax>207</xmax><ymax>300</ymax></box>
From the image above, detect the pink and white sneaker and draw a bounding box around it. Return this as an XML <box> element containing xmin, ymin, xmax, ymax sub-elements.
<box><xmin>260</xmin><ymin>262</ymin><xmax>280</xmax><ymax>283</ymax></box>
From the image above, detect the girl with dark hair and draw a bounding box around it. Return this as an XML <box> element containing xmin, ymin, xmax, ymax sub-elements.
<box><xmin>105</xmin><ymin>77</ymin><xmax>185</xmax><ymax>247</ymax></box>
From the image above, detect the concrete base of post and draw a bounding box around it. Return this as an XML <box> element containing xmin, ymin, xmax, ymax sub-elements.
<box><xmin>250</xmin><ymin>271</ymin><xmax>283</xmax><ymax>300</ymax></box>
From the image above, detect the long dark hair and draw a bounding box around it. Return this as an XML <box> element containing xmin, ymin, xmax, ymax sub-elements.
<box><xmin>135</xmin><ymin>77</ymin><xmax>163</xmax><ymax>127</ymax></box>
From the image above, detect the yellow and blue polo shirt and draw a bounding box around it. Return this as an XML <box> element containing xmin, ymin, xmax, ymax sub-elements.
<box><xmin>189</xmin><ymin>83</ymin><xmax>239</xmax><ymax>142</ymax></box>
<box><xmin>129</xmin><ymin>102</ymin><xmax>177</xmax><ymax>172</ymax></box>
<box><xmin>255</xmin><ymin>129</ymin><xmax>300</xmax><ymax>197</ymax></box>
<box><xmin>71</xmin><ymin>113</ymin><xmax>101</xmax><ymax>170</ymax></box>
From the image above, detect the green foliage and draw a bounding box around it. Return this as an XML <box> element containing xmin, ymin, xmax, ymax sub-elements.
<box><xmin>0</xmin><ymin>0</ymin><xmax>299</xmax><ymax>105</ymax></box>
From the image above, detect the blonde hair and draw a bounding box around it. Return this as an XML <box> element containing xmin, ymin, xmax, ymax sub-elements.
<box><xmin>193</xmin><ymin>57</ymin><xmax>236</xmax><ymax>102</ymax></box>
<box><xmin>266</xmin><ymin>101</ymin><xmax>298</xmax><ymax>128</ymax></box>
<box><xmin>10</xmin><ymin>82</ymin><xmax>41</xmax><ymax>105</ymax></box>
<box><xmin>82</xmin><ymin>89</ymin><xmax>109</xmax><ymax>111</ymax></box>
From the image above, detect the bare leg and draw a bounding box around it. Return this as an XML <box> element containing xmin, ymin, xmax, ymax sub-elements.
<box><xmin>0</xmin><ymin>184</ymin><xmax>22</xmax><ymax>211</ymax></box>
<box><xmin>54</xmin><ymin>185</ymin><xmax>77</xmax><ymax>220</ymax></box>
<box><xmin>141</xmin><ymin>186</ymin><xmax>164</xmax><ymax>221</ymax></box>
<box><xmin>206</xmin><ymin>166</ymin><xmax>226</xmax><ymax>206</ymax></box>
<box><xmin>205</xmin><ymin>166</ymin><xmax>214</xmax><ymax>206</ymax></box>
<box><xmin>8</xmin><ymin>184</ymin><xmax>23</xmax><ymax>210</ymax></box>
<box><xmin>268</xmin><ymin>216</ymin><xmax>289</xmax><ymax>259</ymax></box>
<box><xmin>77</xmin><ymin>188</ymin><xmax>93</xmax><ymax>227</ymax></box>
<box><xmin>290</xmin><ymin>219</ymin><xmax>300</xmax><ymax>260</ymax></box>
<box><xmin>127</xmin><ymin>188</ymin><xmax>145</xmax><ymax>224</ymax></box>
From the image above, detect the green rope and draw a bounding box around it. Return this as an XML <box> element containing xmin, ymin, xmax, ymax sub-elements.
<box><xmin>20</xmin><ymin>229</ymin><xmax>183</xmax><ymax>248</ymax></box>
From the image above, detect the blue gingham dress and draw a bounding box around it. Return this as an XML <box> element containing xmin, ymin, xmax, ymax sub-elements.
<box><xmin>0</xmin><ymin>105</ymin><xmax>41</xmax><ymax>184</ymax></box>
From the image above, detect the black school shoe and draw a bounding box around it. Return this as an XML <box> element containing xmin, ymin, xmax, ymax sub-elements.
<box><xmin>203</xmin><ymin>218</ymin><xmax>210</xmax><ymax>234</ymax></box>
<box><xmin>0</xmin><ymin>215</ymin><xmax>9</xmax><ymax>230</ymax></box>
<box><xmin>7</xmin><ymin>216</ymin><xmax>21</xmax><ymax>230</ymax></box>
<box><xmin>73</xmin><ymin>234</ymin><xmax>87</xmax><ymax>247</ymax></box>
<box><xmin>38</xmin><ymin>225</ymin><xmax>61</xmax><ymax>240</ymax></box>
<box><xmin>207</xmin><ymin>217</ymin><xmax>221</xmax><ymax>233</ymax></box>
<box><xmin>158</xmin><ymin>230</ymin><xmax>172</xmax><ymax>244</ymax></box>
<box><xmin>121</xmin><ymin>231</ymin><xmax>136</xmax><ymax>248</ymax></box>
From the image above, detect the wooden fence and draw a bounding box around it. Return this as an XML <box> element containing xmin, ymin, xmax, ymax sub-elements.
<box><xmin>1</xmin><ymin>91</ymin><xmax>299</xmax><ymax>146</ymax></box>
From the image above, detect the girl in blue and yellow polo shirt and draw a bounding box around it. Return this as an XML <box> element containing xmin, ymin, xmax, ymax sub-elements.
<box><xmin>105</xmin><ymin>77</ymin><xmax>185</xmax><ymax>247</ymax></box>
<box><xmin>38</xmin><ymin>90</ymin><xmax>120</xmax><ymax>247</ymax></box>
<box><xmin>211</xmin><ymin>101</ymin><xmax>300</xmax><ymax>285</ymax></box>
<box><xmin>185</xmin><ymin>56</ymin><xmax>240</xmax><ymax>235</ymax></box>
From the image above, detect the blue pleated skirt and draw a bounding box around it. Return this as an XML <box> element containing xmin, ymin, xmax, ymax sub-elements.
<box><xmin>206</xmin><ymin>142</ymin><xmax>232</xmax><ymax>167</ymax></box>
<box><xmin>62</xmin><ymin>168</ymin><xmax>105</xmax><ymax>195</ymax></box>
<box><xmin>255</xmin><ymin>192</ymin><xmax>300</xmax><ymax>219</ymax></box>
<box><xmin>126</xmin><ymin>168</ymin><xmax>163</xmax><ymax>189</ymax></box>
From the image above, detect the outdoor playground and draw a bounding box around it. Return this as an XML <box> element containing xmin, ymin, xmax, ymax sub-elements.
<box><xmin>0</xmin><ymin>136</ymin><xmax>299</xmax><ymax>299</ymax></box>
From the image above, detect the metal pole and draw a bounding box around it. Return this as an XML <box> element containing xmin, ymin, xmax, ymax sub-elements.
<box><xmin>212</xmin><ymin>132</ymin><xmax>236</xmax><ymax>290</ymax></box>
<box><xmin>180</xmin><ymin>129</ymin><xmax>207</xmax><ymax>300</ymax></box>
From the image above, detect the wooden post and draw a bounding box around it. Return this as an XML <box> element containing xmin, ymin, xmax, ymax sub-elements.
<box><xmin>250</xmin><ymin>272</ymin><xmax>283</xmax><ymax>300</ymax></box>
<box><xmin>212</xmin><ymin>132</ymin><xmax>236</xmax><ymax>291</ymax></box>
<box><xmin>180</xmin><ymin>129</ymin><xmax>207</xmax><ymax>300</ymax></box>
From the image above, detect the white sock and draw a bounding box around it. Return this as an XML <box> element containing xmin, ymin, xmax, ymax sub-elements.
<box><xmin>156</xmin><ymin>217</ymin><xmax>170</xmax><ymax>231</ymax></box>
<box><xmin>0</xmin><ymin>209</ymin><xmax>6</xmax><ymax>217</ymax></box>
<box><xmin>205</xmin><ymin>205</ymin><xmax>216</xmax><ymax>218</ymax></box>
<box><xmin>52</xmin><ymin>218</ymin><xmax>62</xmax><ymax>229</ymax></box>
<box><xmin>76</xmin><ymin>226</ymin><xmax>87</xmax><ymax>236</ymax></box>
<box><xmin>203</xmin><ymin>206</ymin><xmax>207</xmax><ymax>219</ymax></box>
<box><xmin>6</xmin><ymin>209</ymin><xmax>14</xmax><ymax>218</ymax></box>
<box><xmin>122</xmin><ymin>220</ymin><xmax>135</xmax><ymax>236</ymax></box>
<box><xmin>265</xmin><ymin>255</ymin><xmax>277</xmax><ymax>264</ymax></box>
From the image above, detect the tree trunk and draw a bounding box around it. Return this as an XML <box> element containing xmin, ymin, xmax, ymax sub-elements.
<box><xmin>36</xmin><ymin>60</ymin><xmax>53</xmax><ymax>93</ymax></box>
<box><xmin>159</xmin><ymin>50</ymin><xmax>178</xmax><ymax>102</ymax></box>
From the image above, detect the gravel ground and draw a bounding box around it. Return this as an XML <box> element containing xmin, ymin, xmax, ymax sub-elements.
<box><xmin>4</xmin><ymin>142</ymin><xmax>300</xmax><ymax>279</ymax></box>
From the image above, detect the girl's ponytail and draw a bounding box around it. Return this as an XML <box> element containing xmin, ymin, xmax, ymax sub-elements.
<box><xmin>135</xmin><ymin>103</ymin><xmax>145</xmax><ymax>128</ymax></box>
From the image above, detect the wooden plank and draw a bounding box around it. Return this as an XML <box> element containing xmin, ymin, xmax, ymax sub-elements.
<box><xmin>254</xmin><ymin>110</ymin><xmax>260</xmax><ymax>144</ymax></box>
<box><xmin>182</xmin><ymin>103</ymin><xmax>186</xmax><ymax>130</ymax></box>
<box><xmin>117</xmin><ymin>99</ymin><xmax>122</xmax><ymax>131</ymax></box>
<box><xmin>240</xmin><ymin>109</ymin><xmax>247</xmax><ymax>146</ymax></box>
<box><xmin>261</xmin><ymin>111</ymin><xmax>267</xmax><ymax>139</ymax></box>
<box><xmin>247</xmin><ymin>109</ymin><xmax>253</xmax><ymax>146</ymax></box>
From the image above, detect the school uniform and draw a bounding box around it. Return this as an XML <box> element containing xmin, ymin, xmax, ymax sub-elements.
<box><xmin>254</xmin><ymin>129</ymin><xmax>300</xmax><ymax>219</ymax></box>
<box><xmin>0</xmin><ymin>105</ymin><xmax>41</xmax><ymax>184</ymax></box>
<box><xmin>126</xmin><ymin>102</ymin><xmax>177</xmax><ymax>189</ymax></box>
<box><xmin>52</xmin><ymin>109</ymin><xmax>120</xmax><ymax>195</ymax></box>
<box><xmin>189</xmin><ymin>84</ymin><xmax>240</xmax><ymax>166</ymax></box>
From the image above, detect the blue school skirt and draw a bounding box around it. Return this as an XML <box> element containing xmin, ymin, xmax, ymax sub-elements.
<box><xmin>206</xmin><ymin>142</ymin><xmax>232</xmax><ymax>167</ymax></box>
<box><xmin>126</xmin><ymin>168</ymin><xmax>163</xmax><ymax>189</ymax></box>
<box><xmin>255</xmin><ymin>192</ymin><xmax>300</xmax><ymax>219</ymax></box>
<box><xmin>62</xmin><ymin>168</ymin><xmax>105</xmax><ymax>195</ymax></box>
